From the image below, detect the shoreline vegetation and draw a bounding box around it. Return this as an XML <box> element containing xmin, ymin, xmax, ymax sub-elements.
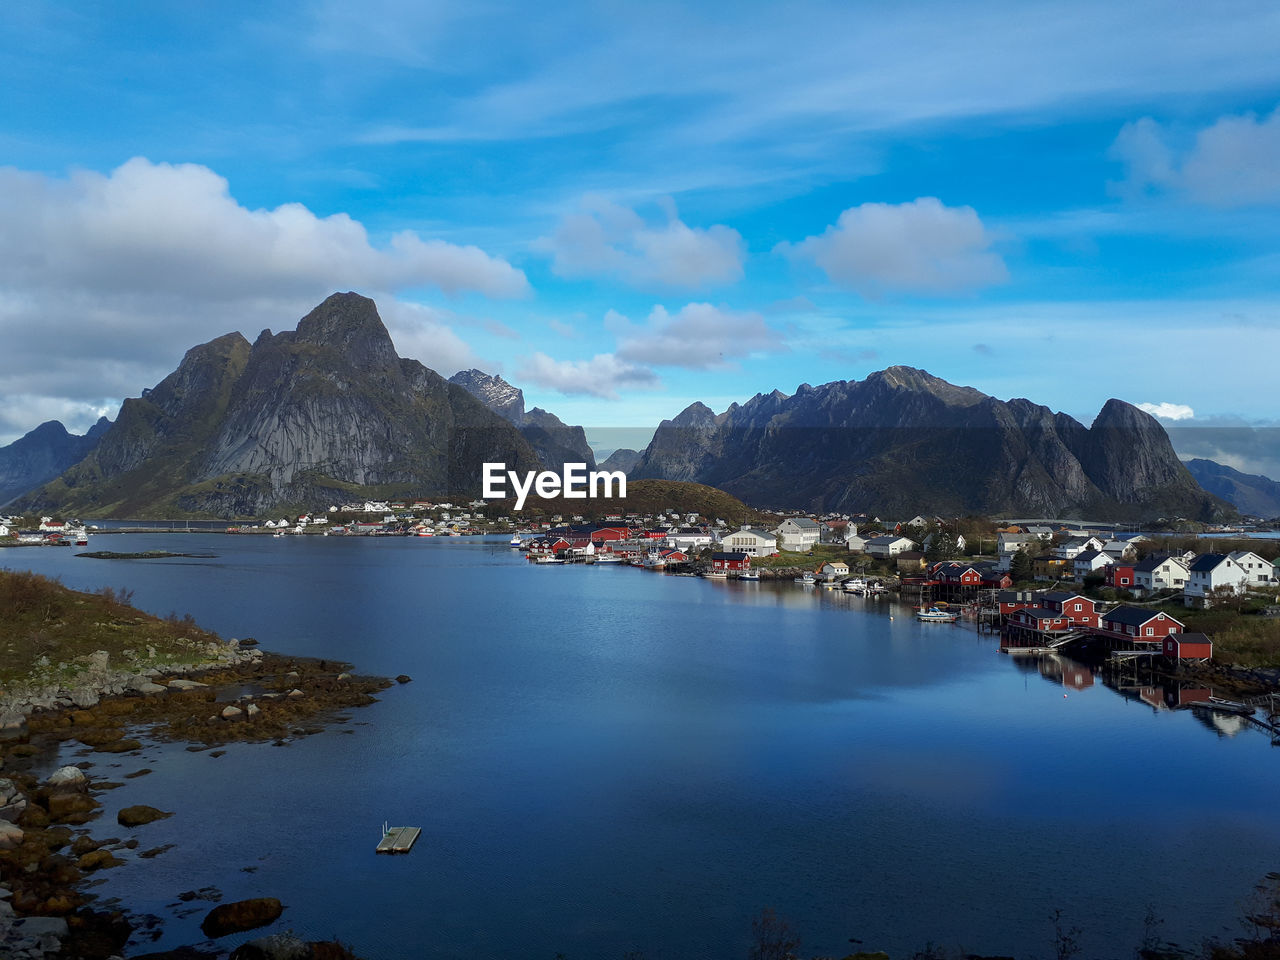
<box><xmin>0</xmin><ymin>571</ymin><xmax>393</xmax><ymax>958</ymax></box>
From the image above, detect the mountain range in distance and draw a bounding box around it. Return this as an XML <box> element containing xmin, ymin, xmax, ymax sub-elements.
<box><xmin>0</xmin><ymin>291</ymin><xmax>1271</xmax><ymax>521</ymax></box>
<box><xmin>1183</xmin><ymin>458</ymin><xmax>1280</xmax><ymax>519</ymax></box>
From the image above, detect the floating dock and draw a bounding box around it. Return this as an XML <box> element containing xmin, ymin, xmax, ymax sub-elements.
<box><xmin>376</xmin><ymin>825</ymin><xmax>421</xmax><ymax>854</ymax></box>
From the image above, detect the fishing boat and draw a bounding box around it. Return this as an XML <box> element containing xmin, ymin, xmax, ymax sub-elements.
<box><xmin>703</xmin><ymin>569</ymin><xmax>728</xmax><ymax>579</ymax></box>
<box><xmin>738</xmin><ymin>570</ymin><xmax>760</xmax><ymax>581</ymax></box>
<box><xmin>842</xmin><ymin>577</ymin><xmax>867</xmax><ymax>594</ymax></box>
<box><xmin>642</xmin><ymin>550</ymin><xmax>667</xmax><ymax>569</ymax></box>
<box><xmin>535</xmin><ymin>555</ymin><xmax>565</xmax><ymax>564</ymax></box>
<box><xmin>593</xmin><ymin>554</ymin><xmax>622</xmax><ymax>564</ymax></box>
<box><xmin>917</xmin><ymin>606</ymin><xmax>959</xmax><ymax>623</ymax></box>
<box><xmin>509</xmin><ymin>534</ymin><xmax>524</xmax><ymax>547</ymax></box>
<box><xmin>794</xmin><ymin>572</ymin><xmax>816</xmax><ymax>584</ymax></box>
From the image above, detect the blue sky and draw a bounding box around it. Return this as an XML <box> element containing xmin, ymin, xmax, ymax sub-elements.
<box><xmin>2</xmin><ymin>1</ymin><xmax>1279</xmax><ymax>470</ymax></box>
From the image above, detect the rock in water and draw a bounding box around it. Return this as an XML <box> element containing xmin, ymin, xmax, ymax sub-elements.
<box><xmin>230</xmin><ymin>931</ymin><xmax>311</xmax><ymax>960</ymax></box>
<box><xmin>0</xmin><ymin>820</ymin><xmax>23</xmax><ymax>849</ymax></box>
<box><xmin>201</xmin><ymin>897</ymin><xmax>284</xmax><ymax>938</ymax></box>
<box><xmin>117</xmin><ymin>804</ymin><xmax>173</xmax><ymax>827</ymax></box>
<box><xmin>46</xmin><ymin>766</ymin><xmax>88</xmax><ymax>791</ymax></box>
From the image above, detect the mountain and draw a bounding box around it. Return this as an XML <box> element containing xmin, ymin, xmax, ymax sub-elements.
<box><xmin>448</xmin><ymin>369</ymin><xmax>595</xmax><ymax>470</ymax></box>
<box><xmin>597</xmin><ymin>448</ymin><xmax>641</xmax><ymax>474</ymax></box>
<box><xmin>0</xmin><ymin>417</ymin><xmax>111</xmax><ymax>507</ymax></box>
<box><xmin>15</xmin><ymin>293</ymin><xmax>542</xmax><ymax>518</ymax></box>
<box><xmin>1184</xmin><ymin>459</ymin><xmax>1280</xmax><ymax>518</ymax></box>
<box><xmin>633</xmin><ymin>366</ymin><xmax>1231</xmax><ymax>521</ymax></box>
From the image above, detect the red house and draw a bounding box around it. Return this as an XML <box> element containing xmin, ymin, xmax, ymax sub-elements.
<box><xmin>711</xmin><ymin>551</ymin><xmax>751</xmax><ymax>572</ymax></box>
<box><xmin>1104</xmin><ymin>563</ymin><xmax>1137</xmax><ymax>588</ymax></box>
<box><xmin>589</xmin><ymin>526</ymin><xmax>631</xmax><ymax>543</ymax></box>
<box><xmin>996</xmin><ymin>589</ymin><xmax>1040</xmax><ymax>616</ymax></box>
<box><xmin>1040</xmin><ymin>591</ymin><xmax>1100</xmax><ymax>628</ymax></box>
<box><xmin>1100</xmin><ymin>606</ymin><xmax>1184</xmax><ymax>640</ymax></box>
<box><xmin>1163</xmin><ymin>632</ymin><xmax>1212</xmax><ymax>661</ymax></box>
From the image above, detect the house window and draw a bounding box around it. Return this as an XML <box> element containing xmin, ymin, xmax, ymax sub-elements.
<box><xmin>1074</xmin><ymin>603</ymin><xmax>1082</xmax><ymax>611</ymax></box>
<box><xmin>1146</xmin><ymin>627</ymin><xmax>1154</xmax><ymax>636</ymax></box>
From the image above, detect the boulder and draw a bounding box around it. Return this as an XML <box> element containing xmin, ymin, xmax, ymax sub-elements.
<box><xmin>117</xmin><ymin>805</ymin><xmax>172</xmax><ymax>827</ymax></box>
<box><xmin>220</xmin><ymin>705</ymin><xmax>244</xmax><ymax>720</ymax></box>
<box><xmin>47</xmin><ymin>766</ymin><xmax>88</xmax><ymax>791</ymax></box>
<box><xmin>68</xmin><ymin>687</ymin><xmax>101</xmax><ymax>708</ymax></box>
<box><xmin>0</xmin><ymin>778</ymin><xmax>26</xmax><ymax>823</ymax></box>
<box><xmin>167</xmin><ymin>679</ymin><xmax>207</xmax><ymax>691</ymax></box>
<box><xmin>77</xmin><ymin>849</ymin><xmax>123</xmax><ymax>871</ymax></box>
<box><xmin>286</xmin><ymin>689</ymin><xmax>304</xmax><ymax>699</ymax></box>
<box><xmin>200</xmin><ymin>897</ymin><xmax>284</xmax><ymax>938</ymax></box>
<box><xmin>230</xmin><ymin>931</ymin><xmax>310</xmax><ymax>960</ymax></box>
<box><xmin>46</xmin><ymin>792</ymin><xmax>99</xmax><ymax>821</ymax></box>
<box><xmin>11</xmin><ymin>915</ymin><xmax>69</xmax><ymax>937</ymax></box>
<box><xmin>246</xmin><ymin>703</ymin><xmax>261</xmax><ymax>718</ymax></box>
<box><xmin>395</xmin><ymin>675</ymin><xmax>413</xmax><ymax>684</ymax></box>
<box><xmin>0</xmin><ymin>820</ymin><xmax>23</xmax><ymax>850</ymax></box>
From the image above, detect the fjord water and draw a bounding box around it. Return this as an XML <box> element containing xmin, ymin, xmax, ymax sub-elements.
<box><xmin>7</xmin><ymin>537</ymin><xmax>1280</xmax><ymax>958</ymax></box>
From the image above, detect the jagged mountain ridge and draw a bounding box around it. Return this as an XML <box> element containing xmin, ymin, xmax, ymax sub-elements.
<box><xmin>16</xmin><ymin>293</ymin><xmax>542</xmax><ymax>518</ymax></box>
<box><xmin>597</xmin><ymin>448</ymin><xmax>641</xmax><ymax>474</ymax></box>
<box><xmin>448</xmin><ymin>369</ymin><xmax>595</xmax><ymax>470</ymax></box>
<box><xmin>1184</xmin><ymin>458</ymin><xmax>1280</xmax><ymax>518</ymax></box>
<box><xmin>633</xmin><ymin>366</ymin><xmax>1231</xmax><ymax>521</ymax></box>
<box><xmin>0</xmin><ymin>418</ymin><xmax>111</xmax><ymax>507</ymax></box>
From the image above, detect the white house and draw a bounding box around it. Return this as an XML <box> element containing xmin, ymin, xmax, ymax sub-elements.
<box><xmin>1072</xmin><ymin>549</ymin><xmax>1110</xmax><ymax>579</ymax></box>
<box><xmin>1184</xmin><ymin>554</ymin><xmax>1249</xmax><ymax>607</ymax></box>
<box><xmin>723</xmin><ymin>528</ymin><xmax>777</xmax><ymax>557</ymax></box>
<box><xmin>1133</xmin><ymin>554</ymin><xmax>1190</xmax><ymax>594</ymax></box>
<box><xmin>845</xmin><ymin>534</ymin><xmax>870</xmax><ymax>554</ymax></box>
<box><xmin>865</xmin><ymin>534</ymin><xmax>917</xmax><ymax>558</ymax></box>
<box><xmin>1228</xmin><ymin>551</ymin><xmax>1274</xmax><ymax>586</ymax></box>
<box><xmin>1100</xmin><ymin>539</ymin><xmax>1137</xmax><ymax>561</ymax></box>
<box><xmin>0</xmin><ymin>523</ymin><xmax>9</xmax><ymax>538</ymax></box>
<box><xmin>774</xmin><ymin>517</ymin><xmax>822</xmax><ymax>552</ymax></box>
<box><xmin>666</xmin><ymin>527</ymin><xmax>714</xmax><ymax>551</ymax></box>
<box><xmin>1053</xmin><ymin>536</ymin><xmax>1104</xmax><ymax>560</ymax></box>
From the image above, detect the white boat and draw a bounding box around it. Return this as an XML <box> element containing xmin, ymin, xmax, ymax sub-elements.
<box><xmin>704</xmin><ymin>569</ymin><xmax>728</xmax><ymax>579</ymax></box>
<box><xmin>738</xmin><ymin>570</ymin><xmax>760</xmax><ymax>581</ymax></box>
<box><xmin>536</xmin><ymin>555</ymin><xmax>565</xmax><ymax>564</ymax></box>
<box><xmin>642</xmin><ymin>552</ymin><xmax>667</xmax><ymax>569</ymax></box>
<box><xmin>917</xmin><ymin>606</ymin><xmax>959</xmax><ymax>623</ymax></box>
<box><xmin>594</xmin><ymin>554</ymin><xmax>622</xmax><ymax>564</ymax></box>
<box><xmin>842</xmin><ymin>577</ymin><xmax>867</xmax><ymax>593</ymax></box>
<box><xmin>794</xmin><ymin>573</ymin><xmax>816</xmax><ymax>584</ymax></box>
<box><xmin>509</xmin><ymin>535</ymin><xmax>524</xmax><ymax>547</ymax></box>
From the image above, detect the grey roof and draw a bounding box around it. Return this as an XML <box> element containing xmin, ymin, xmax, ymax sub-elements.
<box><xmin>1074</xmin><ymin>549</ymin><xmax>1105</xmax><ymax>563</ymax></box>
<box><xmin>1189</xmin><ymin>553</ymin><xmax>1232</xmax><ymax>572</ymax></box>
<box><xmin>1134</xmin><ymin>554</ymin><xmax>1179</xmax><ymax>573</ymax></box>
<box><xmin>1102</xmin><ymin>605</ymin><xmax>1182</xmax><ymax>628</ymax></box>
<box><xmin>781</xmin><ymin>517</ymin><xmax>821</xmax><ymax>530</ymax></box>
<box><xmin>1042</xmin><ymin>591</ymin><xmax>1087</xmax><ymax>604</ymax></box>
<box><xmin>866</xmin><ymin>534</ymin><xmax>911</xmax><ymax>545</ymax></box>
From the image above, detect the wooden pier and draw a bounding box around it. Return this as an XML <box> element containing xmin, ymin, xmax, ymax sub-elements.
<box><xmin>376</xmin><ymin>825</ymin><xmax>421</xmax><ymax>854</ymax></box>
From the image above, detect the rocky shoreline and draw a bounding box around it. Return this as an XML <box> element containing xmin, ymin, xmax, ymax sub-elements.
<box><xmin>0</xmin><ymin>644</ymin><xmax>395</xmax><ymax>959</ymax></box>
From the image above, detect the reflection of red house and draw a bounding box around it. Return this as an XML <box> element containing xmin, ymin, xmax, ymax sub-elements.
<box><xmin>1104</xmin><ymin>563</ymin><xmax>1136</xmax><ymax>588</ymax></box>
<box><xmin>1139</xmin><ymin>686</ymin><xmax>1165</xmax><ymax>709</ymax></box>
<box><xmin>1061</xmin><ymin>662</ymin><xmax>1095</xmax><ymax>690</ymax></box>
<box><xmin>711</xmin><ymin>552</ymin><xmax>750</xmax><ymax>572</ymax></box>
<box><xmin>1163</xmin><ymin>632</ymin><xmax>1212</xmax><ymax>661</ymax></box>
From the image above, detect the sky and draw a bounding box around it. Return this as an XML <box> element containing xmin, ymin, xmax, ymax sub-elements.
<box><xmin>2</xmin><ymin>1</ymin><xmax>1279</xmax><ymax>472</ymax></box>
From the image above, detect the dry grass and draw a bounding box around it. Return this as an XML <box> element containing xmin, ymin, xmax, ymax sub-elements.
<box><xmin>0</xmin><ymin>570</ymin><xmax>221</xmax><ymax>686</ymax></box>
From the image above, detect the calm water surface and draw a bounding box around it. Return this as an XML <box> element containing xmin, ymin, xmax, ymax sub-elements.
<box><xmin>5</xmin><ymin>535</ymin><xmax>1279</xmax><ymax>959</ymax></box>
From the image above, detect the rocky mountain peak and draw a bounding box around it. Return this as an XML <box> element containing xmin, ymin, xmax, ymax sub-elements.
<box><xmin>448</xmin><ymin>369</ymin><xmax>525</xmax><ymax>422</ymax></box>
<box><xmin>866</xmin><ymin>365</ymin><xmax>987</xmax><ymax>406</ymax></box>
<box><xmin>294</xmin><ymin>292</ymin><xmax>398</xmax><ymax>369</ymax></box>
<box><xmin>667</xmin><ymin>401</ymin><xmax>718</xmax><ymax>429</ymax></box>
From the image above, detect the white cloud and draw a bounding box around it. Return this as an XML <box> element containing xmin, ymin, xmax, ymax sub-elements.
<box><xmin>1137</xmin><ymin>402</ymin><xmax>1196</xmax><ymax>421</ymax></box>
<box><xmin>1111</xmin><ymin>107</ymin><xmax>1280</xmax><ymax>206</ymax></box>
<box><xmin>518</xmin><ymin>352</ymin><xmax>659</xmax><ymax>399</ymax></box>
<box><xmin>0</xmin><ymin>157</ymin><xmax>528</xmax><ymax>299</ymax></box>
<box><xmin>780</xmin><ymin>198</ymin><xmax>1008</xmax><ymax>296</ymax></box>
<box><xmin>615</xmin><ymin>303</ymin><xmax>786</xmax><ymax>369</ymax></box>
<box><xmin>0</xmin><ymin>157</ymin><xmax>526</xmax><ymax>438</ymax></box>
<box><xmin>375</xmin><ymin>300</ymin><xmax>480</xmax><ymax>378</ymax></box>
<box><xmin>543</xmin><ymin>196</ymin><xmax>744</xmax><ymax>289</ymax></box>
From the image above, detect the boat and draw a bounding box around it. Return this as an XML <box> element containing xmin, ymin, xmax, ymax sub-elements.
<box><xmin>842</xmin><ymin>577</ymin><xmax>867</xmax><ymax>594</ymax></box>
<box><xmin>704</xmin><ymin>569</ymin><xmax>728</xmax><ymax>579</ymax></box>
<box><xmin>642</xmin><ymin>551</ymin><xmax>667</xmax><ymax>569</ymax></box>
<box><xmin>738</xmin><ymin>570</ymin><xmax>760</xmax><ymax>581</ymax></box>
<box><xmin>794</xmin><ymin>573</ymin><xmax>816</xmax><ymax>584</ymax></box>
<box><xmin>917</xmin><ymin>606</ymin><xmax>959</xmax><ymax>623</ymax></box>
<box><xmin>593</xmin><ymin>554</ymin><xmax>622</xmax><ymax>564</ymax></box>
<box><xmin>509</xmin><ymin>535</ymin><xmax>524</xmax><ymax>547</ymax></box>
<box><xmin>535</xmin><ymin>555</ymin><xmax>565</xmax><ymax>564</ymax></box>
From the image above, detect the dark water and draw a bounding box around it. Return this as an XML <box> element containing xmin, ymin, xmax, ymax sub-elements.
<box><xmin>5</xmin><ymin>535</ymin><xmax>1279</xmax><ymax>959</ymax></box>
